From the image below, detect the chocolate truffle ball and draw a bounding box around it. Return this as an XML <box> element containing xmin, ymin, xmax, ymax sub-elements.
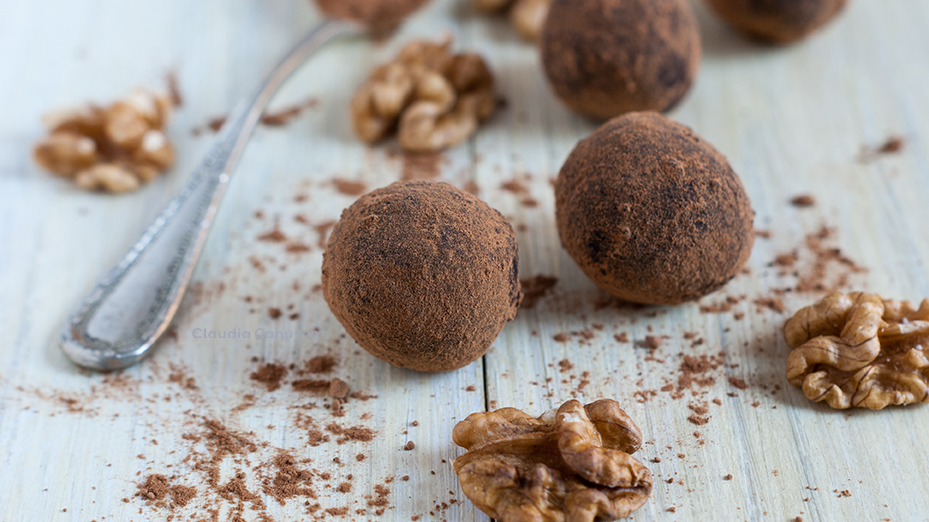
<box><xmin>541</xmin><ymin>0</ymin><xmax>701</xmax><ymax>120</ymax></box>
<box><xmin>322</xmin><ymin>181</ymin><xmax>521</xmax><ymax>373</ymax></box>
<box><xmin>555</xmin><ymin>112</ymin><xmax>754</xmax><ymax>305</ymax></box>
<box><xmin>315</xmin><ymin>0</ymin><xmax>430</xmax><ymax>32</ymax></box>
<box><xmin>704</xmin><ymin>0</ymin><xmax>847</xmax><ymax>44</ymax></box>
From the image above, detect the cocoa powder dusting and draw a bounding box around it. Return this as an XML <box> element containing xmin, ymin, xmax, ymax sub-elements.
<box><xmin>401</xmin><ymin>152</ymin><xmax>444</xmax><ymax>180</ymax></box>
<box><xmin>315</xmin><ymin>0</ymin><xmax>429</xmax><ymax>33</ymax></box>
<box><xmin>519</xmin><ymin>275</ymin><xmax>558</xmax><ymax>309</ymax></box>
<box><xmin>332</xmin><ymin>178</ymin><xmax>367</xmax><ymax>196</ymax></box>
<box><xmin>321</xmin><ymin>181</ymin><xmax>520</xmax><ymax>372</ymax></box>
<box><xmin>306</xmin><ymin>355</ymin><xmax>337</xmax><ymax>374</ymax></box>
<box><xmin>250</xmin><ymin>363</ymin><xmax>287</xmax><ymax>392</ymax></box>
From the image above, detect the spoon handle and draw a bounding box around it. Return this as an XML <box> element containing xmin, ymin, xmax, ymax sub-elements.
<box><xmin>61</xmin><ymin>19</ymin><xmax>361</xmax><ymax>370</ymax></box>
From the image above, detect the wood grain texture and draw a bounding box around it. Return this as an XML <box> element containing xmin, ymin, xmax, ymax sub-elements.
<box><xmin>1</xmin><ymin>0</ymin><xmax>928</xmax><ymax>521</ymax></box>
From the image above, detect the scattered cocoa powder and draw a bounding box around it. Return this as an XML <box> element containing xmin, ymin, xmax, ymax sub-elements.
<box><xmin>261</xmin><ymin>98</ymin><xmax>320</xmax><ymax>126</ymax></box>
<box><xmin>165</xmin><ymin>71</ymin><xmax>183</xmax><ymax>107</ymax></box>
<box><xmin>728</xmin><ymin>376</ymin><xmax>748</xmax><ymax>390</ymax></box>
<box><xmin>644</xmin><ymin>335</ymin><xmax>663</xmax><ymax>349</ymax></box>
<box><xmin>332</xmin><ymin>178</ymin><xmax>367</xmax><ymax>196</ymax></box>
<box><xmin>791</xmin><ymin>194</ymin><xmax>816</xmax><ymax>207</ymax></box>
<box><xmin>258</xmin><ymin>227</ymin><xmax>287</xmax><ymax>243</ymax></box>
<box><xmin>519</xmin><ymin>275</ymin><xmax>558</xmax><ymax>309</ymax></box>
<box><xmin>137</xmin><ymin>474</ymin><xmax>170</xmax><ymax>504</ymax></box>
<box><xmin>250</xmin><ymin>363</ymin><xmax>287</xmax><ymax>392</ymax></box>
<box><xmin>306</xmin><ymin>355</ymin><xmax>337</xmax><ymax>374</ymax></box>
<box><xmin>329</xmin><ymin>378</ymin><xmax>350</xmax><ymax>399</ymax></box>
<box><xmin>860</xmin><ymin>135</ymin><xmax>906</xmax><ymax>162</ymax></box>
<box><xmin>196</xmin><ymin>97</ymin><xmax>319</xmax><ymax>135</ymax></box>
<box><xmin>401</xmin><ymin>152</ymin><xmax>444</xmax><ymax>180</ymax></box>
<box><xmin>285</xmin><ymin>242</ymin><xmax>311</xmax><ymax>253</ymax></box>
<box><xmin>293</xmin><ymin>379</ymin><xmax>331</xmax><ymax>394</ymax></box>
<box><xmin>325</xmin><ymin>423</ymin><xmax>375</xmax><ymax>444</ymax></box>
<box><xmin>314</xmin><ymin>220</ymin><xmax>337</xmax><ymax>250</ymax></box>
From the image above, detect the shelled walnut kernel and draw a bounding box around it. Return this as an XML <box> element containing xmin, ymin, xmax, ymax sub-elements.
<box><xmin>33</xmin><ymin>88</ymin><xmax>174</xmax><ymax>193</ymax></box>
<box><xmin>350</xmin><ymin>39</ymin><xmax>496</xmax><ymax>153</ymax></box>
<box><xmin>785</xmin><ymin>292</ymin><xmax>929</xmax><ymax>410</ymax></box>
<box><xmin>475</xmin><ymin>0</ymin><xmax>552</xmax><ymax>41</ymax></box>
<box><xmin>452</xmin><ymin>399</ymin><xmax>652</xmax><ymax>522</ymax></box>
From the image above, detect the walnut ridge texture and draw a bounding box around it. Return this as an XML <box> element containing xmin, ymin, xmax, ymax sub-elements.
<box><xmin>785</xmin><ymin>292</ymin><xmax>929</xmax><ymax>410</ymax></box>
<box><xmin>33</xmin><ymin>88</ymin><xmax>174</xmax><ymax>193</ymax></box>
<box><xmin>453</xmin><ymin>399</ymin><xmax>652</xmax><ymax>522</ymax></box>
<box><xmin>350</xmin><ymin>39</ymin><xmax>496</xmax><ymax>152</ymax></box>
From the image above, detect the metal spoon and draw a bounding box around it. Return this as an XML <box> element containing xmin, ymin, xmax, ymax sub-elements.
<box><xmin>60</xmin><ymin>18</ymin><xmax>362</xmax><ymax>370</ymax></box>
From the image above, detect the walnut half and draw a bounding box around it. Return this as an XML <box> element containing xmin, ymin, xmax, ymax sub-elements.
<box><xmin>33</xmin><ymin>88</ymin><xmax>174</xmax><ymax>193</ymax></box>
<box><xmin>452</xmin><ymin>399</ymin><xmax>652</xmax><ymax>522</ymax></box>
<box><xmin>350</xmin><ymin>39</ymin><xmax>496</xmax><ymax>153</ymax></box>
<box><xmin>784</xmin><ymin>292</ymin><xmax>929</xmax><ymax>410</ymax></box>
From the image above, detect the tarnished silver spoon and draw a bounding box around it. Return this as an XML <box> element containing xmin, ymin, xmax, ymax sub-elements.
<box><xmin>60</xmin><ymin>19</ymin><xmax>364</xmax><ymax>370</ymax></box>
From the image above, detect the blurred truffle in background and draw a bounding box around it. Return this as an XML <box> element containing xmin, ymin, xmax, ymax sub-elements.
<box><xmin>704</xmin><ymin>0</ymin><xmax>848</xmax><ymax>44</ymax></box>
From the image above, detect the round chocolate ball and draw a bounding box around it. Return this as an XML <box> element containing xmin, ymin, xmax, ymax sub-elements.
<box><xmin>322</xmin><ymin>181</ymin><xmax>521</xmax><ymax>373</ymax></box>
<box><xmin>704</xmin><ymin>0</ymin><xmax>847</xmax><ymax>44</ymax></box>
<box><xmin>555</xmin><ymin>112</ymin><xmax>754</xmax><ymax>305</ymax></box>
<box><xmin>541</xmin><ymin>0</ymin><xmax>701</xmax><ymax>120</ymax></box>
<box><xmin>315</xmin><ymin>0</ymin><xmax>430</xmax><ymax>32</ymax></box>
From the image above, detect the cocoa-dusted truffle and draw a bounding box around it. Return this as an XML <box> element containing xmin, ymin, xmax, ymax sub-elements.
<box><xmin>555</xmin><ymin>112</ymin><xmax>754</xmax><ymax>305</ymax></box>
<box><xmin>541</xmin><ymin>0</ymin><xmax>701</xmax><ymax>120</ymax></box>
<box><xmin>705</xmin><ymin>0</ymin><xmax>847</xmax><ymax>44</ymax></box>
<box><xmin>315</xmin><ymin>0</ymin><xmax>430</xmax><ymax>32</ymax></box>
<box><xmin>322</xmin><ymin>181</ymin><xmax>521</xmax><ymax>372</ymax></box>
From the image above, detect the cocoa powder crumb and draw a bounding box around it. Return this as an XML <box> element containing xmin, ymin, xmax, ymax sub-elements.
<box><xmin>293</xmin><ymin>379</ymin><xmax>331</xmax><ymax>394</ymax></box>
<box><xmin>553</xmin><ymin>333</ymin><xmax>569</xmax><ymax>343</ymax></box>
<box><xmin>754</xmin><ymin>297</ymin><xmax>786</xmax><ymax>313</ymax></box>
<box><xmin>258</xmin><ymin>227</ymin><xmax>287</xmax><ymax>243</ymax></box>
<box><xmin>879</xmin><ymin>136</ymin><xmax>905</xmax><ymax>153</ymax></box>
<box><xmin>250</xmin><ymin>363</ymin><xmax>287</xmax><ymax>392</ymax></box>
<box><xmin>137</xmin><ymin>474</ymin><xmax>170</xmax><ymax>503</ymax></box>
<box><xmin>728</xmin><ymin>377</ymin><xmax>749</xmax><ymax>390</ymax></box>
<box><xmin>332</xmin><ymin>178</ymin><xmax>367</xmax><ymax>196</ymax></box>
<box><xmin>306</xmin><ymin>355</ymin><xmax>337</xmax><ymax>374</ymax></box>
<box><xmin>723</xmin><ymin>474</ymin><xmax>733</xmax><ymax>480</ymax></box>
<box><xmin>329</xmin><ymin>378</ymin><xmax>350</xmax><ymax>399</ymax></box>
<box><xmin>519</xmin><ymin>275</ymin><xmax>558</xmax><ymax>309</ymax></box>
<box><xmin>325</xmin><ymin>423</ymin><xmax>375</xmax><ymax>443</ymax></box>
<box><xmin>268</xmin><ymin>307</ymin><xmax>282</xmax><ymax>319</ymax></box>
<box><xmin>791</xmin><ymin>194</ymin><xmax>816</xmax><ymax>207</ymax></box>
<box><xmin>403</xmin><ymin>441</ymin><xmax>416</xmax><ymax>450</ymax></box>
<box><xmin>644</xmin><ymin>335</ymin><xmax>663</xmax><ymax>349</ymax></box>
<box><xmin>687</xmin><ymin>414</ymin><xmax>709</xmax><ymax>425</ymax></box>
<box><xmin>614</xmin><ymin>332</ymin><xmax>629</xmax><ymax>343</ymax></box>
<box><xmin>170</xmin><ymin>485</ymin><xmax>196</xmax><ymax>507</ymax></box>
<box><xmin>401</xmin><ymin>152</ymin><xmax>444</xmax><ymax>180</ymax></box>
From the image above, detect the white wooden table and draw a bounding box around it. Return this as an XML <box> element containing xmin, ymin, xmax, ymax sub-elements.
<box><xmin>2</xmin><ymin>0</ymin><xmax>929</xmax><ymax>520</ymax></box>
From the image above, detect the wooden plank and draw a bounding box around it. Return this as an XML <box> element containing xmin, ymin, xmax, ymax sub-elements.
<box><xmin>1</xmin><ymin>0</ymin><xmax>929</xmax><ymax>521</ymax></box>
